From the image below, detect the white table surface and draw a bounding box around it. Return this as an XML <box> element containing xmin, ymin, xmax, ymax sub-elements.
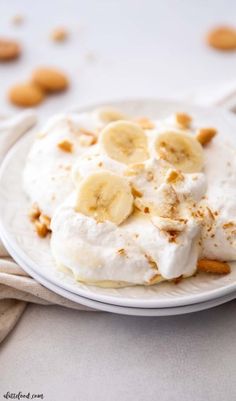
<box><xmin>1</xmin><ymin>0</ymin><xmax>236</xmax><ymax>400</ymax></box>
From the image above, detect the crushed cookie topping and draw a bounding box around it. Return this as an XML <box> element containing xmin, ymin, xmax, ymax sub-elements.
<box><xmin>78</xmin><ymin>134</ymin><xmax>97</xmax><ymax>147</ymax></box>
<box><xmin>135</xmin><ymin>117</ymin><xmax>155</xmax><ymax>130</ymax></box>
<box><xmin>166</xmin><ymin>169</ymin><xmax>184</xmax><ymax>184</ymax></box>
<box><xmin>196</xmin><ymin>128</ymin><xmax>217</xmax><ymax>146</ymax></box>
<box><xmin>146</xmin><ymin>171</ymin><xmax>154</xmax><ymax>182</ymax></box>
<box><xmin>133</xmin><ymin>204</ymin><xmax>142</xmax><ymax>213</ymax></box>
<box><xmin>156</xmin><ymin>185</ymin><xmax>180</xmax><ymax>219</ymax></box>
<box><xmin>166</xmin><ymin>230</ymin><xmax>180</xmax><ymax>243</ymax></box>
<box><xmin>197</xmin><ymin>259</ymin><xmax>230</xmax><ymax>275</ymax></box>
<box><xmin>35</xmin><ymin>221</ymin><xmax>49</xmax><ymax>238</ymax></box>
<box><xmin>39</xmin><ymin>214</ymin><xmax>51</xmax><ymax>229</ymax></box>
<box><xmin>131</xmin><ymin>185</ymin><xmax>143</xmax><ymax>198</ymax></box>
<box><xmin>28</xmin><ymin>203</ymin><xmax>41</xmax><ymax>222</ymax></box>
<box><xmin>117</xmin><ymin>248</ymin><xmax>126</xmax><ymax>256</ymax></box>
<box><xmin>175</xmin><ymin>113</ymin><xmax>192</xmax><ymax>128</ymax></box>
<box><xmin>206</xmin><ymin>207</ymin><xmax>215</xmax><ymax>221</ymax></box>
<box><xmin>144</xmin><ymin>254</ymin><xmax>157</xmax><ymax>269</ymax></box>
<box><xmin>124</xmin><ymin>163</ymin><xmax>145</xmax><ymax>177</ymax></box>
<box><xmin>29</xmin><ymin>204</ymin><xmax>51</xmax><ymax>238</ymax></box>
<box><xmin>222</xmin><ymin>222</ymin><xmax>236</xmax><ymax>243</ymax></box>
<box><xmin>223</xmin><ymin>222</ymin><xmax>235</xmax><ymax>229</ymax></box>
<box><xmin>196</xmin><ymin>205</ymin><xmax>216</xmax><ymax>236</ymax></box>
<box><xmin>57</xmin><ymin>139</ymin><xmax>73</xmax><ymax>153</ymax></box>
<box><xmin>148</xmin><ymin>274</ymin><xmax>162</xmax><ymax>285</ymax></box>
<box><xmin>151</xmin><ymin>215</ymin><xmax>186</xmax><ymax>232</ymax></box>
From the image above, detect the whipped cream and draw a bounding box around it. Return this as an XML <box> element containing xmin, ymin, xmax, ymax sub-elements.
<box><xmin>51</xmin><ymin>198</ymin><xmax>156</xmax><ymax>285</ymax></box>
<box><xmin>200</xmin><ymin>138</ymin><xmax>236</xmax><ymax>260</ymax></box>
<box><xmin>23</xmin><ymin>112</ymin><xmax>104</xmax><ymax>216</ymax></box>
<box><xmin>24</xmin><ymin>108</ymin><xmax>236</xmax><ymax>285</ymax></box>
<box><xmin>51</xmin><ymin>161</ymin><xmax>204</xmax><ymax>282</ymax></box>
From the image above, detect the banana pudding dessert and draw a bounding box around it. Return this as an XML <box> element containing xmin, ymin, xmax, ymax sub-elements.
<box><xmin>24</xmin><ymin>108</ymin><xmax>236</xmax><ymax>287</ymax></box>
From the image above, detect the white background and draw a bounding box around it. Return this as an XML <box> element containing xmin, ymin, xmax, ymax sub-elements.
<box><xmin>1</xmin><ymin>0</ymin><xmax>236</xmax><ymax>400</ymax></box>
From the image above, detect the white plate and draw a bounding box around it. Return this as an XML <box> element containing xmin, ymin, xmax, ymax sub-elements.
<box><xmin>0</xmin><ymin>99</ymin><xmax>236</xmax><ymax>310</ymax></box>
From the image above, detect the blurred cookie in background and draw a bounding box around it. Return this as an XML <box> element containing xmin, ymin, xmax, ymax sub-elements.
<box><xmin>0</xmin><ymin>38</ymin><xmax>21</xmax><ymax>61</ymax></box>
<box><xmin>207</xmin><ymin>26</ymin><xmax>236</xmax><ymax>51</ymax></box>
<box><xmin>32</xmin><ymin>67</ymin><xmax>69</xmax><ymax>92</ymax></box>
<box><xmin>50</xmin><ymin>27</ymin><xmax>69</xmax><ymax>42</ymax></box>
<box><xmin>8</xmin><ymin>83</ymin><xmax>45</xmax><ymax>107</ymax></box>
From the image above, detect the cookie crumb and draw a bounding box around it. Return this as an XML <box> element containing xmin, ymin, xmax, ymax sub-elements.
<box><xmin>146</xmin><ymin>171</ymin><xmax>154</xmax><ymax>182</ymax></box>
<box><xmin>196</xmin><ymin>128</ymin><xmax>217</xmax><ymax>145</ymax></box>
<box><xmin>51</xmin><ymin>27</ymin><xmax>68</xmax><ymax>42</ymax></box>
<box><xmin>78</xmin><ymin>134</ymin><xmax>97</xmax><ymax>147</ymax></box>
<box><xmin>28</xmin><ymin>204</ymin><xmax>41</xmax><ymax>222</ymax></box>
<box><xmin>131</xmin><ymin>186</ymin><xmax>143</xmax><ymax>198</ymax></box>
<box><xmin>197</xmin><ymin>259</ymin><xmax>230</xmax><ymax>274</ymax></box>
<box><xmin>166</xmin><ymin>169</ymin><xmax>184</xmax><ymax>184</ymax></box>
<box><xmin>223</xmin><ymin>222</ymin><xmax>235</xmax><ymax>229</ymax></box>
<box><xmin>148</xmin><ymin>274</ymin><xmax>161</xmax><ymax>285</ymax></box>
<box><xmin>144</xmin><ymin>254</ymin><xmax>157</xmax><ymax>269</ymax></box>
<box><xmin>39</xmin><ymin>214</ymin><xmax>51</xmax><ymax>230</ymax></box>
<box><xmin>175</xmin><ymin>113</ymin><xmax>192</xmax><ymax>129</ymax></box>
<box><xmin>57</xmin><ymin>139</ymin><xmax>73</xmax><ymax>152</ymax></box>
<box><xmin>35</xmin><ymin>221</ymin><xmax>49</xmax><ymax>238</ymax></box>
<box><xmin>117</xmin><ymin>248</ymin><xmax>126</xmax><ymax>256</ymax></box>
<box><xmin>136</xmin><ymin>117</ymin><xmax>154</xmax><ymax>130</ymax></box>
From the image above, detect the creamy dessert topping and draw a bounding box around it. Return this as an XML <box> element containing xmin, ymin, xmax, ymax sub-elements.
<box><xmin>23</xmin><ymin>108</ymin><xmax>235</xmax><ymax>286</ymax></box>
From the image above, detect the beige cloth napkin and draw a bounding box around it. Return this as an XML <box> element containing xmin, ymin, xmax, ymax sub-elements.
<box><xmin>0</xmin><ymin>111</ymin><xmax>94</xmax><ymax>344</ymax></box>
<box><xmin>1</xmin><ymin>88</ymin><xmax>236</xmax><ymax>344</ymax></box>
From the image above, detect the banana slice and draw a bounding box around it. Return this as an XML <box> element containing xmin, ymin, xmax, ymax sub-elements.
<box><xmin>155</xmin><ymin>131</ymin><xmax>204</xmax><ymax>173</ymax></box>
<box><xmin>100</xmin><ymin>121</ymin><xmax>149</xmax><ymax>164</ymax></box>
<box><xmin>75</xmin><ymin>171</ymin><xmax>133</xmax><ymax>225</ymax></box>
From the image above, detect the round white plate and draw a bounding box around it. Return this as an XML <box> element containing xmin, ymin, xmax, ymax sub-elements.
<box><xmin>0</xmin><ymin>99</ymin><xmax>236</xmax><ymax>310</ymax></box>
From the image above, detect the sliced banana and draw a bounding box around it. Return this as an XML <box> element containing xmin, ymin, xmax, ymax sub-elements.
<box><xmin>155</xmin><ymin>131</ymin><xmax>204</xmax><ymax>173</ymax></box>
<box><xmin>100</xmin><ymin>120</ymin><xmax>149</xmax><ymax>164</ymax></box>
<box><xmin>75</xmin><ymin>171</ymin><xmax>133</xmax><ymax>225</ymax></box>
<box><xmin>97</xmin><ymin>107</ymin><xmax>127</xmax><ymax>123</ymax></box>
